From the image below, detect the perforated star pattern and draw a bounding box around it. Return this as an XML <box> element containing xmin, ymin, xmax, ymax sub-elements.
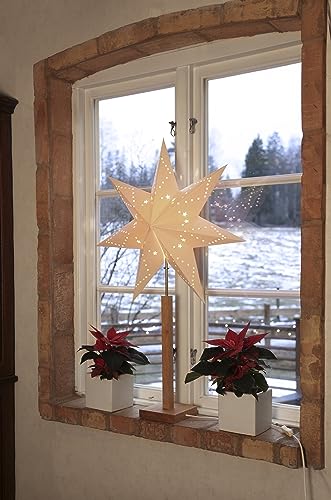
<box><xmin>99</xmin><ymin>141</ymin><xmax>243</xmax><ymax>300</ymax></box>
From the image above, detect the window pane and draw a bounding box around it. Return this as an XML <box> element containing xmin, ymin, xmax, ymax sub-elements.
<box><xmin>98</xmin><ymin>87</ymin><xmax>175</xmax><ymax>189</ymax></box>
<box><xmin>208</xmin><ymin>184</ymin><xmax>301</xmax><ymax>290</ymax></box>
<box><xmin>100</xmin><ymin>293</ymin><xmax>175</xmax><ymax>388</ymax></box>
<box><xmin>207</xmin><ymin>295</ymin><xmax>301</xmax><ymax>405</ymax></box>
<box><xmin>207</xmin><ymin>63</ymin><xmax>302</xmax><ymax>179</ymax></box>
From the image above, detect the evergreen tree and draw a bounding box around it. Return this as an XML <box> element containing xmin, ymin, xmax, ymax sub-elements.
<box><xmin>241</xmin><ymin>136</ymin><xmax>268</xmax><ymax>225</ymax></box>
<box><xmin>242</xmin><ymin>135</ymin><xmax>267</xmax><ymax>178</ymax></box>
<box><xmin>284</xmin><ymin>137</ymin><xmax>301</xmax><ymax>226</ymax></box>
<box><xmin>266</xmin><ymin>132</ymin><xmax>288</xmax><ymax>225</ymax></box>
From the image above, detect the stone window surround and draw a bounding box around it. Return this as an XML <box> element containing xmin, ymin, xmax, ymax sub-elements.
<box><xmin>34</xmin><ymin>0</ymin><xmax>326</xmax><ymax>469</ymax></box>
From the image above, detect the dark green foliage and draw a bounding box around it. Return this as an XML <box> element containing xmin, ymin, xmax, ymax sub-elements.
<box><xmin>185</xmin><ymin>323</ymin><xmax>276</xmax><ymax>398</ymax></box>
<box><xmin>184</xmin><ymin>371</ymin><xmax>203</xmax><ymax>383</ymax></box>
<box><xmin>241</xmin><ymin>132</ymin><xmax>301</xmax><ymax>227</ymax></box>
<box><xmin>80</xmin><ymin>351</ymin><xmax>99</xmax><ymax>364</ymax></box>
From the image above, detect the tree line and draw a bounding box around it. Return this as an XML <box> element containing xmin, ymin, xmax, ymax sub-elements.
<box><xmin>241</xmin><ymin>132</ymin><xmax>301</xmax><ymax>227</ymax></box>
<box><xmin>100</xmin><ymin>131</ymin><xmax>301</xmax><ymax>233</ymax></box>
<box><xmin>210</xmin><ymin>132</ymin><xmax>301</xmax><ymax>227</ymax></box>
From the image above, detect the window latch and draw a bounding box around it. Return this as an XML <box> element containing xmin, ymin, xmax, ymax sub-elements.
<box><xmin>189</xmin><ymin>118</ymin><xmax>198</xmax><ymax>134</ymax></box>
<box><xmin>169</xmin><ymin>121</ymin><xmax>176</xmax><ymax>137</ymax></box>
<box><xmin>190</xmin><ymin>348</ymin><xmax>197</xmax><ymax>366</ymax></box>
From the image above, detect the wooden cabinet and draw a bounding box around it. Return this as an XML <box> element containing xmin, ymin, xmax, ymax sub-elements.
<box><xmin>0</xmin><ymin>95</ymin><xmax>18</xmax><ymax>500</ymax></box>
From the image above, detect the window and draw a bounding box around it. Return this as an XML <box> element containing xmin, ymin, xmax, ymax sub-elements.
<box><xmin>74</xmin><ymin>38</ymin><xmax>302</xmax><ymax>425</ymax></box>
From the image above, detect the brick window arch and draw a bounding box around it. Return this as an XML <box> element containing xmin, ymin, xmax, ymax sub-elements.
<box><xmin>34</xmin><ymin>0</ymin><xmax>326</xmax><ymax>468</ymax></box>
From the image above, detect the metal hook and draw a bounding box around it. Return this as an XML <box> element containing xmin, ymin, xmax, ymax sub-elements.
<box><xmin>190</xmin><ymin>348</ymin><xmax>197</xmax><ymax>366</ymax></box>
<box><xmin>189</xmin><ymin>118</ymin><xmax>198</xmax><ymax>134</ymax></box>
<box><xmin>169</xmin><ymin>121</ymin><xmax>176</xmax><ymax>137</ymax></box>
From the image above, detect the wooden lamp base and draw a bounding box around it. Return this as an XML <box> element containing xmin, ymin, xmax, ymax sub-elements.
<box><xmin>141</xmin><ymin>291</ymin><xmax>198</xmax><ymax>424</ymax></box>
<box><xmin>139</xmin><ymin>403</ymin><xmax>198</xmax><ymax>424</ymax></box>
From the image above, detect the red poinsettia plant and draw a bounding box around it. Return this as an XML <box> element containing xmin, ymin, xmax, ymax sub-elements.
<box><xmin>79</xmin><ymin>325</ymin><xmax>150</xmax><ymax>380</ymax></box>
<box><xmin>185</xmin><ymin>322</ymin><xmax>276</xmax><ymax>398</ymax></box>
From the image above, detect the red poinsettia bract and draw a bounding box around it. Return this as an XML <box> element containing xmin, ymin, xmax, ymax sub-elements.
<box><xmin>185</xmin><ymin>322</ymin><xmax>277</xmax><ymax>398</ymax></box>
<box><xmin>205</xmin><ymin>322</ymin><xmax>267</xmax><ymax>359</ymax></box>
<box><xmin>79</xmin><ymin>325</ymin><xmax>149</xmax><ymax>381</ymax></box>
<box><xmin>89</xmin><ymin>325</ymin><xmax>137</xmax><ymax>351</ymax></box>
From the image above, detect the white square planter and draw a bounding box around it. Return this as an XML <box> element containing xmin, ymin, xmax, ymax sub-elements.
<box><xmin>218</xmin><ymin>389</ymin><xmax>272</xmax><ymax>436</ymax></box>
<box><xmin>85</xmin><ymin>373</ymin><xmax>134</xmax><ymax>413</ymax></box>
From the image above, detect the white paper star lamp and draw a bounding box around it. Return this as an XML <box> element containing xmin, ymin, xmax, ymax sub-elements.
<box><xmin>99</xmin><ymin>140</ymin><xmax>243</xmax><ymax>301</ymax></box>
<box><xmin>99</xmin><ymin>140</ymin><xmax>244</xmax><ymax>421</ymax></box>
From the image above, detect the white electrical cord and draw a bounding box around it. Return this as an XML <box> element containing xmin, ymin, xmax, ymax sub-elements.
<box><xmin>272</xmin><ymin>424</ymin><xmax>307</xmax><ymax>500</ymax></box>
<box><xmin>184</xmin><ymin>417</ymin><xmax>307</xmax><ymax>498</ymax></box>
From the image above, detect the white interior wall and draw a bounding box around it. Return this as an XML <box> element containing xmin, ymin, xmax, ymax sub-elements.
<box><xmin>1</xmin><ymin>1</ymin><xmax>330</xmax><ymax>499</ymax></box>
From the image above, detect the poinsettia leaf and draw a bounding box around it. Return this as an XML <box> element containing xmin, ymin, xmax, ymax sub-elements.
<box><xmin>257</xmin><ymin>359</ymin><xmax>270</xmax><ymax>369</ymax></box>
<box><xmin>185</xmin><ymin>371</ymin><xmax>203</xmax><ymax>384</ymax></box>
<box><xmin>200</xmin><ymin>347</ymin><xmax>223</xmax><ymax>361</ymax></box>
<box><xmin>80</xmin><ymin>351</ymin><xmax>99</xmax><ymax>364</ymax></box>
<box><xmin>101</xmin><ymin>350</ymin><xmax>126</xmax><ymax>372</ymax></box>
<box><xmin>106</xmin><ymin>327</ymin><xmax>117</xmax><ymax>340</ymax></box>
<box><xmin>204</xmin><ymin>338</ymin><xmax>227</xmax><ymax>347</ymax></box>
<box><xmin>254</xmin><ymin>347</ymin><xmax>277</xmax><ymax>360</ymax></box>
<box><xmin>78</xmin><ymin>345</ymin><xmax>95</xmax><ymax>352</ymax></box>
<box><xmin>252</xmin><ymin>371</ymin><xmax>269</xmax><ymax>392</ymax></box>
<box><xmin>234</xmin><ymin>390</ymin><xmax>244</xmax><ymax>398</ymax></box>
<box><xmin>237</xmin><ymin>321</ymin><xmax>250</xmax><ymax>342</ymax></box>
<box><xmin>244</xmin><ymin>332</ymin><xmax>267</xmax><ymax>349</ymax></box>
<box><xmin>211</xmin><ymin>360</ymin><xmax>233</xmax><ymax>377</ymax></box>
<box><xmin>233</xmin><ymin>373</ymin><xmax>256</xmax><ymax>394</ymax></box>
<box><xmin>89</xmin><ymin>325</ymin><xmax>105</xmax><ymax>341</ymax></box>
<box><xmin>215</xmin><ymin>383</ymin><xmax>226</xmax><ymax>395</ymax></box>
<box><xmin>119</xmin><ymin>360</ymin><xmax>135</xmax><ymax>375</ymax></box>
<box><xmin>127</xmin><ymin>348</ymin><xmax>150</xmax><ymax>365</ymax></box>
<box><xmin>225</xmin><ymin>328</ymin><xmax>240</xmax><ymax>343</ymax></box>
<box><xmin>191</xmin><ymin>360</ymin><xmax>221</xmax><ymax>375</ymax></box>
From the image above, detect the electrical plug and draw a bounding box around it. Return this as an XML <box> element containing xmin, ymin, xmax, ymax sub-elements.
<box><xmin>280</xmin><ymin>425</ymin><xmax>294</xmax><ymax>437</ymax></box>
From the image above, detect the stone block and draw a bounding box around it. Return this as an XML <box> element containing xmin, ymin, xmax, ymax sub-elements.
<box><xmin>77</xmin><ymin>47</ymin><xmax>142</xmax><ymax>75</ymax></box>
<box><xmin>39</xmin><ymin>401</ymin><xmax>54</xmax><ymax>420</ymax></box>
<box><xmin>53</xmin><ymin>267</ymin><xmax>74</xmax><ymax>331</ymax></box>
<box><xmin>302</xmin><ymin>39</ymin><xmax>326</xmax><ymax>132</ymax></box>
<box><xmin>81</xmin><ymin>408</ymin><xmax>109</xmax><ymax>430</ymax></box>
<box><xmin>52</xmin><ymin>197</ymin><xmax>73</xmax><ymax>264</ymax></box>
<box><xmin>279</xmin><ymin>443</ymin><xmax>301</xmax><ymax>468</ymax></box>
<box><xmin>301</xmin><ymin>0</ymin><xmax>327</xmax><ymax>40</ymax></box>
<box><xmin>54</xmin><ymin>334</ymin><xmax>75</xmax><ymax>400</ymax></box>
<box><xmin>201</xmin><ymin>425</ymin><xmax>241</xmax><ymax>455</ymax></box>
<box><xmin>55</xmin><ymin>405</ymin><xmax>82</xmax><ymax>425</ymax></box>
<box><xmin>38</xmin><ymin>300</ymin><xmax>51</xmax><ymax>368</ymax></box>
<box><xmin>52</xmin><ymin>134</ymin><xmax>73</xmax><ymax>198</ymax></box>
<box><xmin>300</xmin><ymin>401</ymin><xmax>324</xmax><ymax>468</ymax></box>
<box><xmin>48</xmin><ymin>39</ymin><xmax>98</xmax><ymax>71</ymax></box>
<box><xmin>138</xmin><ymin>420</ymin><xmax>172</xmax><ymax>442</ymax></box>
<box><xmin>37</xmin><ymin>234</ymin><xmax>50</xmax><ymax>300</ymax></box>
<box><xmin>158</xmin><ymin>6</ymin><xmax>221</xmax><ymax>35</ymax></box>
<box><xmin>38</xmin><ymin>366</ymin><xmax>52</xmax><ymax>401</ymax></box>
<box><xmin>34</xmin><ymin>97</ymin><xmax>49</xmax><ymax>166</ymax></box>
<box><xmin>97</xmin><ymin>18</ymin><xmax>158</xmax><ymax>54</ymax></box>
<box><xmin>49</xmin><ymin>78</ymin><xmax>72</xmax><ymax>135</ymax></box>
<box><xmin>242</xmin><ymin>437</ymin><xmax>273</xmax><ymax>462</ymax></box>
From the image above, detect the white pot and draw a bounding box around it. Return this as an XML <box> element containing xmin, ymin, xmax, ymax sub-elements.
<box><xmin>218</xmin><ymin>388</ymin><xmax>272</xmax><ymax>436</ymax></box>
<box><xmin>85</xmin><ymin>373</ymin><xmax>134</xmax><ymax>413</ymax></box>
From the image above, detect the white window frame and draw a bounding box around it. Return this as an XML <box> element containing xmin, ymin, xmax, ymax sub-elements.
<box><xmin>73</xmin><ymin>34</ymin><xmax>302</xmax><ymax>426</ymax></box>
